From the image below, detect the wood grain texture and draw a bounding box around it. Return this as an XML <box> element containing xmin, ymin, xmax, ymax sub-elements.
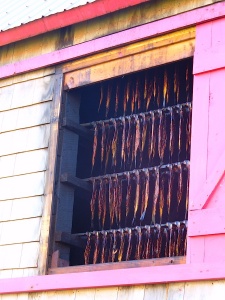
<box><xmin>189</xmin><ymin>73</ymin><xmax>210</xmax><ymax>210</ymax></box>
<box><xmin>117</xmin><ymin>286</ymin><xmax>145</xmax><ymax>300</ymax></box>
<box><xmin>0</xmin><ymin>196</ymin><xmax>43</xmax><ymax>222</ymax></box>
<box><xmin>3</xmin><ymin>280</ymin><xmax>225</xmax><ymax>298</ymax></box>
<box><xmin>0</xmin><ymin>125</ymin><xmax>50</xmax><ymax>156</ymax></box>
<box><xmin>0</xmin><ymin>149</ymin><xmax>48</xmax><ymax>179</ymax></box>
<box><xmin>75</xmin><ymin>289</ymin><xmax>95</xmax><ymax>300</ymax></box>
<box><xmin>64</xmin><ymin>37</ymin><xmax>195</xmax><ymax>89</ymax></box>
<box><xmin>207</xmin><ymin>68</ymin><xmax>225</xmax><ymax>177</ymax></box>
<box><xmin>0</xmin><ymin>75</ymin><xmax>54</xmax><ymax>111</ymax></box>
<box><xmin>184</xmin><ymin>280</ymin><xmax>225</xmax><ymax>300</ymax></box>
<box><xmin>167</xmin><ymin>283</ymin><xmax>185</xmax><ymax>300</ymax></box>
<box><xmin>143</xmin><ymin>284</ymin><xmax>167</xmax><ymax>300</ymax></box>
<box><xmin>0</xmin><ymin>0</ymin><xmax>219</xmax><ymax>68</ymax></box>
<box><xmin>189</xmin><ymin>207</ymin><xmax>225</xmax><ymax>236</ymax></box>
<box><xmin>95</xmin><ymin>287</ymin><xmax>118</xmax><ymax>300</ymax></box>
<box><xmin>0</xmin><ymin>243</ymin><xmax>39</xmax><ymax>270</ymax></box>
<box><xmin>63</xmin><ymin>27</ymin><xmax>195</xmax><ymax>74</ymax></box>
<box><xmin>0</xmin><ymin>68</ymin><xmax>55</xmax><ymax>89</ymax></box>
<box><xmin>0</xmin><ymin>218</ymin><xmax>41</xmax><ymax>245</ymax></box>
<box><xmin>38</xmin><ymin>74</ymin><xmax>63</xmax><ymax>275</ymax></box>
<box><xmin>0</xmin><ymin>172</ymin><xmax>46</xmax><ymax>201</ymax></box>
<box><xmin>0</xmin><ymin>101</ymin><xmax>51</xmax><ymax>133</ymax></box>
<box><xmin>49</xmin><ymin>257</ymin><xmax>185</xmax><ymax>275</ymax></box>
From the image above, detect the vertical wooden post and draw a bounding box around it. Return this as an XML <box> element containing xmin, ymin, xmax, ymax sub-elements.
<box><xmin>38</xmin><ymin>73</ymin><xmax>63</xmax><ymax>275</ymax></box>
<box><xmin>54</xmin><ymin>89</ymin><xmax>81</xmax><ymax>263</ymax></box>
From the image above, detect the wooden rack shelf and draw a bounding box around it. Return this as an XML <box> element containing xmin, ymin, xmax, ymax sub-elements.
<box><xmin>49</xmin><ymin>256</ymin><xmax>186</xmax><ymax>274</ymax></box>
<box><xmin>80</xmin><ymin>102</ymin><xmax>192</xmax><ymax>128</ymax></box>
<box><xmin>55</xmin><ymin>220</ymin><xmax>187</xmax><ymax>249</ymax></box>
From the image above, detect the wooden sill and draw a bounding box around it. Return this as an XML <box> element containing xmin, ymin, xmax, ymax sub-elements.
<box><xmin>48</xmin><ymin>256</ymin><xmax>185</xmax><ymax>275</ymax></box>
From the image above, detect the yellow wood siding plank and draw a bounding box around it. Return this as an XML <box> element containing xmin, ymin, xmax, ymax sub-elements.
<box><xmin>0</xmin><ymin>68</ymin><xmax>55</xmax><ymax>88</ymax></box>
<box><xmin>143</xmin><ymin>284</ymin><xmax>167</xmax><ymax>300</ymax></box>
<box><xmin>95</xmin><ymin>287</ymin><xmax>118</xmax><ymax>300</ymax></box>
<box><xmin>0</xmin><ymin>268</ymin><xmax>38</xmax><ymax>279</ymax></box>
<box><xmin>64</xmin><ymin>37</ymin><xmax>195</xmax><ymax>89</ymax></box>
<box><xmin>0</xmin><ymin>75</ymin><xmax>54</xmax><ymax>110</ymax></box>
<box><xmin>20</xmin><ymin>243</ymin><xmax>40</xmax><ymax>268</ymax></box>
<box><xmin>63</xmin><ymin>28</ymin><xmax>195</xmax><ymax>74</ymax></box>
<box><xmin>10</xmin><ymin>196</ymin><xmax>43</xmax><ymax>221</ymax></box>
<box><xmin>0</xmin><ymin>218</ymin><xmax>41</xmax><ymax>245</ymax></box>
<box><xmin>75</xmin><ymin>289</ymin><xmax>96</xmax><ymax>300</ymax></box>
<box><xmin>0</xmin><ymin>172</ymin><xmax>46</xmax><ymax>201</ymax></box>
<box><xmin>183</xmin><ymin>281</ymin><xmax>225</xmax><ymax>300</ymax></box>
<box><xmin>117</xmin><ymin>286</ymin><xmax>145</xmax><ymax>300</ymax></box>
<box><xmin>0</xmin><ymin>125</ymin><xmax>50</xmax><ymax>156</ymax></box>
<box><xmin>0</xmin><ymin>149</ymin><xmax>48</xmax><ymax>179</ymax></box>
<box><xmin>0</xmin><ymin>102</ymin><xmax>51</xmax><ymax>133</ymax></box>
<box><xmin>167</xmin><ymin>283</ymin><xmax>185</xmax><ymax>300</ymax></box>
<box><xmin>0</xmin><ymin>244</ymin><xmax>23</xmax><ymax>269</ymax></box>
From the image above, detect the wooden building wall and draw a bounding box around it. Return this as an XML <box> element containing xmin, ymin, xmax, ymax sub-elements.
<box><xmin>0</xmin><ymin>0</ymin><xmax>225</xmax><ymax>296</ymax></box>
<box><xmin>1</xmin><ymin>281</ymin><xmax>225</xmax><ymax>300</ymax></box>
<box><xmin>0</xmin><ymin>0</ymin><xmax>222</xmax><ymax>69</ymax></box>
<box><xmin>0</xmin><ymin>68</ymin><xmax>55</xmax><ymax>278</ymax></box>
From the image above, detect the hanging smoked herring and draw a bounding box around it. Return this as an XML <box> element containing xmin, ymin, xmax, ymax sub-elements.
<box><xmin>90</xmin><ymin>179</ymin><xmax>98</xmax><ymax>229</ymax></box>
<box><xmin>91</xmin><ymin>124</ymin><xmax>98</xmax><ymax>174</ymax></box>
<box><xmin>140</xmin><ymin>169</ymin><xmax>149</xmax><ymax>222</ymax></box>
<box><xmin>152</xmin><ymin>167</ymin><xmax>159</xmax><ymax>224</ymax></box>
<box><xmin>84</xmin><ymin>232</ymin><xmax>91</xmax><ymax>265</ymax></box>
<box><xmin>132</xmin><ymin>170</ymin><xmax>140</xmax><ymax>225</ymax></box>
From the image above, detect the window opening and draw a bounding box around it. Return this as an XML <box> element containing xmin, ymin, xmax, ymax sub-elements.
<box><xmin>56</xmin><ymin>58</ymin><xmax>192</xmax><ymax>268</ymax></box>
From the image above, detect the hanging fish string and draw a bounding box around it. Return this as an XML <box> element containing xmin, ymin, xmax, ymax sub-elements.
<box><xmin>88</xmin><ymin>161</ymin><xmax>190</xmax><ymax>231</ymax></box>
<box><xmin>77</xmin><ymin>59</ymin><xmax>193</xmax><ymax>266</ymax></box>
<box><xmin>94</xmin><ymin>61</ymin><xmax>192</xmax><ymax>122</ymax></box>
<box><xmin>83</xmin><ymin>222</ymin><xmax>187</xmax><ymax>264</ymax></box>
<box><xmin>87</xmin><ymin>102</ymin><xmax>192</xmax><ymax>177</ymax></box>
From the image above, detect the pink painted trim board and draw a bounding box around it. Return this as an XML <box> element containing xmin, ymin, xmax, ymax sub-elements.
<box><xmin>1</xmin><ymin>262</ymin><xmax>225</xmax><ymax>294</ymax></box>
<box><xmin>1</xmin><ymin>2</ymin><xmax>225</xmax><ymax>79</ymax></box>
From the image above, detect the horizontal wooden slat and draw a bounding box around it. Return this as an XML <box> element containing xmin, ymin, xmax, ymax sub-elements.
<box><xmin>62</xmin><ymin>118</ymin><xmax>93</xmax><ymax>142</ymax></box>
<box><xmin>49</xmin><ymin>256</ymin><xmax>185</xmax><ymax>275</ymax></box>
<box><xmin>60</xmin><ymin>173</ymin><xmax>92</xmax><ymax>193</ymax></box>
<box><xmin>55</xmin><ymin>232</ymin><xmax>86</xmax><ymax>249</ymax></box>
<box><xmin>0</xmin><ymin>125</ymin><xmax>50</xmax><ymax>157</ymax></box>
<box><xmin>19</xmin><ymin>243</ymin><xmax>40</xmax><ymax>268</ymax></box>
<box><xmin>0</xmin><ymin>218</ymin><xmax>41</xmax><ymax>245</ymax></box>
<box><xmin>0</xmin><ymin>268</ymin><xmax>39</xmax><ymax>280</ymax></box>
<box><xmin>0</xmin><ymin>75</ymin><xmax>54</xmax><ymax>111</ymax></box>
<box><xmin>63</xmin><ymin>27</ymin><xmax>195</xmax><ymax>74</ymax></box>
<box><xmin>0</xmin><ymin>196</ymin><xmax>44</xmax><ymax>222</ymax></box>
<box><xmin>0</xmin><ymin>243</ymin><xmax>39</xmax><ymax>269</ymax></box>
<box><xmin>188</xmin><ymin>208</ymin><xmax>225</xmax><ymax>236</ymax></box>
<box><xmin>0</xmin><ymin>149</ymin><xmax>48</xmax><ymax>179</ymax></box>
<box><xmin>0</xmin><ymin>67</ymin><xmax>55</xmax><ymax>89</ymax></box>
<box><xmin>0</xmin><ymin>172</ymin><xmax>45</xmax><ymax>201</ymax></box>
<box><xmin>0</xmin><ymin>244</ymin><xmax>22</xmax><ymax>269</ymax></box>
<box><xmin>0</xmin><ymin>102</ymin><xmax>51</xmax><ymax>133</ymax></box>
<box><xmin>64</xmin><ymin>38</ymin><xmax>195</xmax><ymax>89</ymax></box>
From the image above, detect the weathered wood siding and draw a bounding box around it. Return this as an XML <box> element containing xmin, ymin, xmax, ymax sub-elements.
<box><xmin>0</xmin><ymin>0</ymin><xmax>222</xmax><ymax>68</ymax></box>
<box><xmin>1</xmin><ymin>281</ymin><xmax>225</xmax><ymax>300</ymax></box>
<box><xmin>0</xmin><ymin>70</ymin><xmax>55</xmax><ymax>278</ymax></box>
<box><xmin>0</xmin><ymin>0</ymin><xmax>224</xmax><ymax>286</ymax></box>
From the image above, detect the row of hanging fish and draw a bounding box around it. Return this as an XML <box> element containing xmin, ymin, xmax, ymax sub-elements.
<box><xmin>90</xmin><ymin>160</ymin><xmax>189</xmax><ymax>230</ymax></box>
<box><xmin>96</xmin><ymin>60</ymin><xmax>193</xmax><ymax>120</ymax></box>
<box><xmin>84</xmin><ymin>222</ymin><xmax>187</xmax><ymax>264</ymax></box>
<box><xmin>91</xmin><ymin>102</ymin><xmax>191</xmax><ymax>176</ymax></box>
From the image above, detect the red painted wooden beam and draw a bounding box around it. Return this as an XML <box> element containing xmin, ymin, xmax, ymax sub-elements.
<box><xmin>1</xmin><ymin>262</ymin><xmax>225</xmax><ymax>294</ymax></box>
<box><xmin>0</xmin><ymin>0</ymin><xmax>150</xmax><ymax>47</ymax></box>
